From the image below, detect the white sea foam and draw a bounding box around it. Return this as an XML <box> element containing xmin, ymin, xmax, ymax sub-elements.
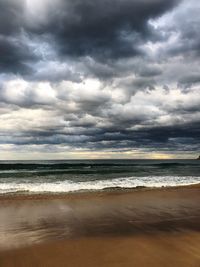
<box><xmin>0</xmin><ymin>176</ymin><xmax>199</xmax><ymax>194</ymax></box>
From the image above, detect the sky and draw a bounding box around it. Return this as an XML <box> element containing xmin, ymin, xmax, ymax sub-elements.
<box><xmin>0</xmin><ymin>0</ymin><xmax>200</xmax><ymax>160</ymax></box>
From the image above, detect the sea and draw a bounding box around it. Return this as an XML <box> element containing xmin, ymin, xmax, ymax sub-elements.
<box><xmin>0</xmin><ymin>159</ymin><xmax>199</xmax><ymax>194</ymax></box>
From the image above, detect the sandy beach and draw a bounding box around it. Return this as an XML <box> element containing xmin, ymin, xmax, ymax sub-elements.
<box><xmin>0</xmin><ymin>184</ymin><xmax>200</xmax><ymax>266</ymax></box>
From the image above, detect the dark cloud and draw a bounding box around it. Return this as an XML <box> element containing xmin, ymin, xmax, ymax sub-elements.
<box><xmin>136</xmin><ymin>66</ymin><xmax>162</xmax><ymax>77</ymax></box>
<box><xmin>0</xmin><ymin>36</ymin><xmax>36</xmax><ymax>75</ymax></box>
<box><xmin>0</xmin><ymin>0</ymin><xmax>181</xmax><ymax>76</ymax></box>
<box><xmin>0</xmin><ymin>0</ymin><xmax>24</xmax><ymax>35</ymax></box>
<box><xmin>159</xmin><ymin>1</ymin><xmax>200</xmax><ymax>60</ymax></box>
<box><xmin>0</xmin><ymin>0</ymin><xmax>181</xmax><ymax>80</ymax></box>
<box><xmin>0</xmin><ymin>0</ymin><xmax>33</xmax><ymax>75</ymax></box>
<box><xmin>0</xmin><ymin>0</ymin><xmax>200</xmax><ymax>158</ymax></box>
<box><xmin>179</xmin><ymin>74</ymin><xmax>200</xmax><ymax>88</ymax></box>
<box><xmin>37</xmin><ymin>0</ymin><xmax>180</xmax><ymax>60</ymax></box>
<box><xmin>1</xmin><ymin>119</ymin><xmax>199</xmax><ymax>155</ymax></box>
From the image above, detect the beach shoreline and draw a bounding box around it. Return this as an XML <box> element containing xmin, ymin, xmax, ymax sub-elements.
<box><xmin>0</xmin><ymin>184</ymin><xmax>199</xmax><ymax>266</ymax></box>
<box><xmin>0</xmin><ymin>182</ymin><xmax>199</xmax><ymax>201</ymax></box>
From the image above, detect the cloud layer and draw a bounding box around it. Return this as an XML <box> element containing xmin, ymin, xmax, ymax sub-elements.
<box><xmin>0</xmin><ymin>0</ymin><xmax>199</xmax><ymax>159</ymax></box>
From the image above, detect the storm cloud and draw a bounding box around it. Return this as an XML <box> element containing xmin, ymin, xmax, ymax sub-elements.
<box><xmin>0</xmin><ymin>0</ymin><xmax>199</xmax><ymax>159</ymax></box>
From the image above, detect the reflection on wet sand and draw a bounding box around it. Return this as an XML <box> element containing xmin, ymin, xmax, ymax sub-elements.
<box><xmin>0</xmin><ymin>185</ymin><xmax>200</xmax><ymax>251</ymax></box>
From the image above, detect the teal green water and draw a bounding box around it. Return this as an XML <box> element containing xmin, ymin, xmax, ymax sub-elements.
<box><xmin>0</xmin><ymin>159</ymin><xmax>199</xmax><ymax>193</ymax></box>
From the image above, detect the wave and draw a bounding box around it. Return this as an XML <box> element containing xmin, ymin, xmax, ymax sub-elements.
<box><xmin>0</xmin><ymin>176</ymin><xmax>199</xmax><ymax>194</ymax></box>
<box><xmin>0</xmin><ymin>161</ymin><xmax>198</xmax><ymax>171</ymax></box>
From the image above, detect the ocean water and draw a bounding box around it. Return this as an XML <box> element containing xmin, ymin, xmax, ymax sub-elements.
<box><xmin>0</xmin><ymin>159</ymin><xmax>199</xmax><ymax>194</ymax></box>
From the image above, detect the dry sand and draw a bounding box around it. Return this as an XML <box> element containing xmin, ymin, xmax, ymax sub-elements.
<box><xmin>0</xmin><ymin>184</ymin><xmax>200</xmax><ymax>266</ymax></box>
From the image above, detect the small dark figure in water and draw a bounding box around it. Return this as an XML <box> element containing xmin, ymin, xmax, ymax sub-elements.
<box><xmin>197</xmin><ymin>155</ymin><xmax>200</xmax><ymax>160</ymax></box>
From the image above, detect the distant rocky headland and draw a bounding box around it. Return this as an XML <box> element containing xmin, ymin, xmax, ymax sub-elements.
<box><xmin>197</xmin><ymin>155</ymin><xmax>200</xmax><ymax>160</ymax></box>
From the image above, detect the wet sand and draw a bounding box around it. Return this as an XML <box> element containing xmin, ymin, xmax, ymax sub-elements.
<box><xmin>0</xmin><ymin>184</ymin><xmax>200</xmax><ymax>266</ymax></box>
<box><xmin>1</xmin><ymin>233</ymin><xmax>200</xmax><ymax>267</ymax></box>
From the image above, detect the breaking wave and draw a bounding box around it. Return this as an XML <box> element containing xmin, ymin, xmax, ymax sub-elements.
<box><xmin>0</xmin><ymin>175</ymin><xmax>199</xmax><ymax>194</ymax></box>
